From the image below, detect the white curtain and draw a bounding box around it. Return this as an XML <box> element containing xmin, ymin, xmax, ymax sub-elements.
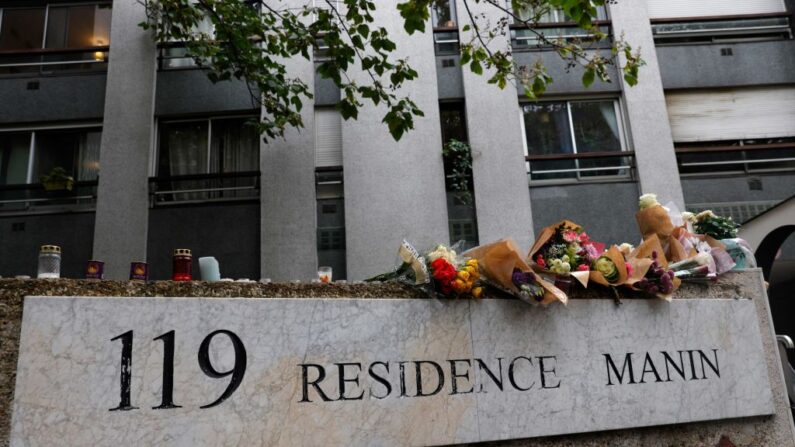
<box><xmin>77</xmin><ymin>130</ymin><xmax>101</xmax><ymax>181</ymax></box>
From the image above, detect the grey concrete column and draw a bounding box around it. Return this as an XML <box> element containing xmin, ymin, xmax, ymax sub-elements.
<box><xmin>342</xmin><ymin>5</ymin><xmax>449</xmax><ymax>280</ymax></box>
<box><xmin>92</xmin><ymin>2</ymin><xmax>157</xmax><ymax>279</ymax></box>
<box><xmin>609</xmin><ymin>2</ymin><xmax>686</xmax><ymax>209</ymax></box>
<box><xmin>456</xmin><ymin>0</ymin><xmax>535</xmax><ymax>250</ymax></box>
<box><xmin>259</xmin><ymin>34</ymin><xmax>318</xmax><ymax>282</ymax></box>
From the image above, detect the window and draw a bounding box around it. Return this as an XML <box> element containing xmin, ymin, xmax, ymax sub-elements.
<box><xmin>0</xmin><ymin>127</ymin><xmax>101</xmax><ymax>185</ymax></box>
<box><xmin>154</xmin><ymin>117</ymin><xmax>259</xmax><ymax>202</ymax></box>
<box><xmin>431</xmin><ymin>0</ymin><xmax>460</xmax><ymax>55</ymax></box>
<box><xmin>316</xmin><ymin>169</ymin><xmax>346</xmax><ymax>280</ymax></box>
<box><xmin>522</xmin><ymin>99</ymin><xmax>630</xmax><ymax>182</ymax></box>
<box><xmin>439</xmin><ymin>101</ymin><xmax>479</xmax><ymax>249</ymax></box>
<box><xmin>431</xmin><ymin>0</ymin><xmax>457</xmax><ymax>28</ymax></box>
<box><xmin>0</xmin><ymin>127</ymin><xmax>101</xmax><ymax>212</ymax></box>
<box><xmin>510</xmin><ymin>4</ymin><xmax>609</xmax><ymax>49</ymax></box>
<box><xmin>0</xmin><ymin>3</ymin><xmax>111</xmax><ymax>74</ymax></box>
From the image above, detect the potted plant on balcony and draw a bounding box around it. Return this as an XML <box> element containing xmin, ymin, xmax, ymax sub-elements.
<box><xmin>41</xmin><ymin>167</ymin><xmax>75</xmax><ymax>193</ymax></box>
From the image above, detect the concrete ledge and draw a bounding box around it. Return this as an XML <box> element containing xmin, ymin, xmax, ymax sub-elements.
<box><xmin>1</xmin><ymin>270</ymin><xmax>792</xmax><ymax>446</ymax></box>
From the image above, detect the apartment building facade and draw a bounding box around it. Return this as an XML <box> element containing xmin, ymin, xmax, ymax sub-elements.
<box><xmin>0</xmin><ymin>0</ymin><xmax>794</xmax><ymax>282</ymax></box>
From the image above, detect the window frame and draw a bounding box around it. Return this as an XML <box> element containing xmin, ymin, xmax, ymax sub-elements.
<box><xmin>521</xmin><ymin>96</ymin><xmax>633</xmax><ymax>185</ymax></box>
<box><xmin>0</xmin><ymin>122</ymin><xmax>102</xmax><ymax>185</ymax></box>
<box><xmin>154</xmin><ymin>114</ymin><xmax>260</xmax><ymax>178</ymax></box>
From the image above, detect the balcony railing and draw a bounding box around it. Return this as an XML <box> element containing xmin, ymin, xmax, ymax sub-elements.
<box><xmin>651</xmin><ymin>13</ymin><xmax>792</xmax><ymax>45</ymax></box>
<box><xmin>526</xmin><ymin>150</ymin><xmax>635</xmax><ymax>183</ymax></box>
<box><xmin>0</xmin><ymin>46</ymin><xmax>110</xmax><ymax>75</ymax></box>
<box><xmin>0</xmin><ymin>180</ymin><xmax>98</xmax><ymax>214</ymax></box>
<box><xmin>675</xmin><ymin>142</ymin><xmax>795</xmax><ymax>176</ymax></box>
<box><xmin>149</xmin><ymin>171</ymin><xmax>260</xmax><ymax>206</ymax></box>
<box><xmin>510</xmin><ymin>20</ymin><xmax>612</xmax><ymax>50</ymax></box>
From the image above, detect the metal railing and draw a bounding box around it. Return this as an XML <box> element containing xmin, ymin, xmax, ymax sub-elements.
<box><xmin>510</xmin><ymin>21</ymin><xmax>612</xmax><ymax>49</ymax></box>
<box><xmin>0</xmin><ymin>46</ymin><xmax>109</xmax><ymax>75</ymax></box>
<box><xmin>526</xmin><ymin>150</ymin><xmax>635</xmax><ymax>183</ymax></box>
<box><xmin>675</xmin><ymin>142</ymin><xmax>795</xmax><ymax>176</ymax></box>
<box><xmin>149</xmin><ymin>171</ymin><xmax>260</xmax><ymax>206</ymax></box>
<box><xmin>0</xmin><ymin>180</ymin><xmax>98</xmax><ymax>214</ymax></box>
<box><xmin>651</xmin><ymin>12</ymin><xmax>792</xmax><ymax>44</ymax></box>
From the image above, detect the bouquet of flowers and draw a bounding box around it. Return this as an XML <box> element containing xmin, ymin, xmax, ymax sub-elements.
<box><xmin>589</xmin><ymin>245</ymin><xmax>630</xmax><ymax>287</ymax></box>
<box><xmin>528</xmin><ymin>220</ymin><xmax>604</xmax><ymax>288</ymax></box>
<box><xmin>692</xmin><ymin>210</ymin><xmax>739</xmax><ymax>240</ymax></box>
<box><xmin>635</xmin><ymin>193</ymin><xmax>691</xmax><ymax>263</ymax></box>
<box><xmin>465</xmin><ymin>239</ymin><xmax>567</xmax><ymax>306</ymax></box>
<box><xmin>625</xmin><ymin>235</ymin><xmax>680</xmax><ymax>300</ymax></box>
<box><xmin>427</xmin><ymin>245</ymin><xmax>483</xmax><ymax>298</ymax></box>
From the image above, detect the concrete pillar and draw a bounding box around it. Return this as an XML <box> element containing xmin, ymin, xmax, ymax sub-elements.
<box><xmin>456</xmin><ymin>0</ymin><xmax>535</xmax><ymax>249</ymax></box>
<box><xmin>259</xmin><ymin>6</ymin><xmax>318</xmax><ymax>282</ymax></box>
<box><xmin>92</xmin><ymin>2</ymin><xmax>157</xmax><ymax>279</ymax></box>
<box><xmin>609</xmin><ymin>2</ymin><xmax>686</xmax><ymax>209</ymax></box>
<box><xmin>342</xmin><ymin>5</ymin><xmax>449</xmax><ymax>280</ymax></box>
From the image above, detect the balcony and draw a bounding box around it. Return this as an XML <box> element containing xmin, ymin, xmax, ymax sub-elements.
<box><xmin>0</xmin><ymin>46</ymin><xmax>109</xmax><ymax>77</ymax></box>
<box><xmin>148</xmin><ymin>171</ymin><xmax>260</xmax><ymax>206</ymax></box>
<box><xmin>0</xmin><ymin>180</ymin><xmax>98</xmax><ymax>215</ymax></box>
<box><xmin>654</xmin><ymin>13</ymin><xmax>795</xmax><ymax>89</ymax></box>
<box><xmin>526</xmin><ymin>150</ymin><xmax>636</xmax><ymax>184</ymax></box>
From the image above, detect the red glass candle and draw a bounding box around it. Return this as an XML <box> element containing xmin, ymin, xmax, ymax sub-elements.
<box><xmin>172</xmin><ymin>249</ymin><xmax>193</xmax><ymax>281</ymax></box>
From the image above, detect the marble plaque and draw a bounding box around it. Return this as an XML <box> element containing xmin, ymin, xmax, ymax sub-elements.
<box><xmin>12</xmin><ymin>296</ymin><xmax>774</xmax><ymax>446</ymax></box>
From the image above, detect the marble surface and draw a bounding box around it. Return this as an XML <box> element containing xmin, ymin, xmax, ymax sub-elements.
<box><xmin>11</xmin><ymin>296</ymin><xmax>775</xmax><ymax>446</ymax></box>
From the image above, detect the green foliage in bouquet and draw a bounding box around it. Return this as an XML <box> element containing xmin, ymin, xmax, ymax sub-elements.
<box><xmin>693</xmin><ymin>211</ymin><xmax>739</xmax><ymax>240</ymax></box>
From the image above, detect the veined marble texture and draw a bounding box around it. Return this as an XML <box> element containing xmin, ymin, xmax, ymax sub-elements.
<box><xmin>11</xmin><ymin>296</ymin><xmax>774</xmax><ymax>446</ymax></box>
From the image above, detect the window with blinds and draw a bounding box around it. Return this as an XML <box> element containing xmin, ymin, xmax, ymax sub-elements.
<box><xmin>315</xmin><ymin>108</ymin><xmax>343</xmax><ymax>168</ymax></box>
<box><xmin>647</xmin><ymin>0</ymin><xmax>786</xmax><ymax>19</ymax></box>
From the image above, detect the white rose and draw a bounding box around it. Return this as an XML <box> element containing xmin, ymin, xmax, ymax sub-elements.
<box><xmin>681</xmin><ymin>211</ymin><xmax>696</xmax><ymax>223</ymax></box>
<box><xmin>618</xmin><ymin>243</ymin><xmax>634</xmax><ymax>255</ymax></box>
<box><xmin>696</xmin><ymin>210</ymin><xmax>716</xmax><ymax>221</ymax></box>
<box><xmin>427</xmin><ymin>245</ymin><xmax>456</xmax><ymax>264</ymax></box>
<box><xmin>638</xmin><ymin>193</ymin><xmax>659</xmax><ymax>210</ymax></box>
<box><xmin>694</xmin><ymin>251</ymin><xmax>711</xmax><ymax>266</ymax></box>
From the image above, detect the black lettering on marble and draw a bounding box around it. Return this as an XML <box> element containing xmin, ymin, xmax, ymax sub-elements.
<box><xmin>299</xmin><ymin>364</ymin><xmax>333</xmax><ymax>402</ymax></box>
<box><xmin>699</xmin><ymin>349</ymin><xmax>720</xmax><ymax>379</ymax></box>
<box><xmin>686</xmin><ymin>350</ymin><xmax>700</xmax><ymax>380</ymax></box>
<box><xmin>109</xmin><ymin>330</ymin><xmax>138</xmax><ymax>411</ymax></box>
<box><xmin>415</xmin><ymin>361</ymin><xmax>445</xmax><ymax>397</ymax></box>
<box><xmin>508</xmin><ymin>356</ymin><xmax>535</xmax><ymax>391</ymax></box>
<box><xmin>368</xmin><ymin>362</ymin><xmax>392</xmax><ymax>399</ymax></box>
<box><xmin>662</xmin><ymin>351</ymin><xmax>687</xmax><ymax>382</ymax></box>
<box><xmin>639</xmin><ymin>352</ymin><xmax>663</xmax><ymax>383</ymax></box>
<box><xmin>153</xmin><ymin>330</ymin><xmax>181</xmax><ymax>409</ymax></box>
<box><xmin>539</xmin><ymin>356</ymin><xmax>561</xmax><ymax>389</ymax></box>
<box><xmin>449</xmin><ymin>359</ymin><xmax>474</xmax><ymax>395</ymax></box>
<box><xmin>604</xmin><ymin>353</ymin><xmax>636</xmax><ymax>385</ymax></box>
<box><xmin>198</xmin><ymin>330</ymin><xmax>247</xmax><ymax>409</ymax></box>
<box><xmin>398</xmin><ymin>361</ymin><xmax>409</xmax><ymax>397</ymax></box>
<box><xmin>336</xmin><ymin>363</ymin><xmax>365</xmax><ymax>401</ymax></box>
<box><xmin>475</xmin><ymin>358</ymin><xmax>504</xmax><ymax>393</ymax></box>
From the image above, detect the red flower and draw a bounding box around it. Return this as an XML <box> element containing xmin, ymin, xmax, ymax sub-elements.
<box><xmin>576</xmin><ymin>264</ymin><xmax>590</xmax><ymax>272</ymax></box>
<box><xmin>431</xmin><ymin>258</ymin><xmax>457</xmax><ymax>284</ymax></box>
<box><xmin>536</xmin><ymin>255</ymin><xmax>546</xmax><ymax>268</ymax></box>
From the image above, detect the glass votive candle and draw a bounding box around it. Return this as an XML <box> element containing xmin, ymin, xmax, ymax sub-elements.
<box><xmin>37</xmin><ymin>245</ymin><xmax>61</xmax><ymax>279</ymax></box>
<box><xmin>318</xmin><ymin>266</ymin><xmax>332</xmax><ymax>284</ymax></box>
<box><xmin>172</xmin><ymin>249</ymin><xmax>192</xmax><ymax>281</ymax></box>
<box><xmin>85</xmin><ymin>260</ymin><xmax>104</xmax><ymax>279</ymax></box>
<box><xmin>130</xmin><ymin>262</ymin><xmax>148</xmax><ymax>281</ymax></box>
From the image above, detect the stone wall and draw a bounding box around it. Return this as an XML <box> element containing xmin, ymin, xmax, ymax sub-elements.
<box><xmin>1</xmin><ymin>271</ymin><xmax>793</xmax><ymax>446</ymax></box>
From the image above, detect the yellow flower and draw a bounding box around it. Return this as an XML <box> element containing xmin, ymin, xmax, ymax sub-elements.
<box><xmin>452</xmin><ymin>279</ymin><xmax>466</xmax><ymax>293</ymax></box>
<box><xmin>457</xmin><ymin>270</ymin><xmax>470</xmax><ymax>281</ymax></box>
<box><xmin>472</xmin><ymin>287</ymin><xmax>483</xmax><ymax>299</ymax></box>
<box><xmin>466</xmin><ymin>259</ymin><xmax>478</xmax><ymax>267</ymax></box>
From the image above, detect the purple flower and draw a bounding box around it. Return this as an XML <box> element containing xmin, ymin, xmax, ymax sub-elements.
<box><xmin>584</xmin><ymin>243</ymin><xmax>600</xmax><ymax>262</ymax></box>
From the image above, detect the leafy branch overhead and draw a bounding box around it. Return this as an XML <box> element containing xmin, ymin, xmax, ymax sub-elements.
<box><xmin>139</xmin><ymin>0</ymin><xmax>644</xmax><ymax>141</ymax></box>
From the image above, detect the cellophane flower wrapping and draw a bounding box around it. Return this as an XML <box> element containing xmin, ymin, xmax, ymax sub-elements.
<box><xmin>464</xmin><ymin>238</ymin><xmax>567</xmax><ymax>306</ymax></box>
<box><xmin>426</xmin><ymin>242</ymin><xmax>484</xmax><ymax>299</ymax></box>
<box><xmin>527</xmin><ymin>220</ymin><xmax>604</xmax><ymax>288</ymax></box>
